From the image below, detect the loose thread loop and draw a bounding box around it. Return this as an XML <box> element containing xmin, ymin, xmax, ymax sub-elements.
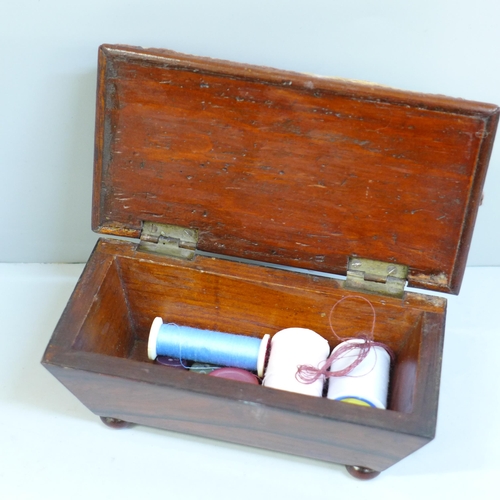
<box><xmin>296</xmin><ymin>295</ymin><xmax>394</xmax><ymax>384</ymax></box>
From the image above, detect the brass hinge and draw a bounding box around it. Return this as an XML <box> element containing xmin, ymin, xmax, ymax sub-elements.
<box><xmin>138</xmin><ymin>221</ymin><xmax>198</xmax><ymax>260</ymax></box>
<box><xmin>343</xmin><ymin>257</ymin><xmax>408</xmax><ymax>298</ymax></box>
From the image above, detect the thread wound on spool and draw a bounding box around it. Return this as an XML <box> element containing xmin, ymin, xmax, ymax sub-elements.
<box><xmin>262</xmin><ymin>328</ymin><xmax>330</xmax><ymax>397</ymax></box>
<box><xmin>292</xmin><ymin>296</ymin><xmax>392</xmax><ymax>409</ymax></box>
<box><xmin>296</xmin><ymin>296</ymin><xmax>394</xmax><ymax>384</ymax></box>
<box><xmin>148</xmin><ymin>318</ymin><xmax>269</xmax><ymax>377</ymax></box>
<box><xmin>326</xmin><ymin>340</ymin><xmax>391</xmax><ymax>409</ymax></box>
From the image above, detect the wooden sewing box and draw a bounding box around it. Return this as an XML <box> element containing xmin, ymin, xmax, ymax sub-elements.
<box><xmin>42</xmin><ymin>44</ymin><xmax>499</xmax><ymax>478</ymax></box>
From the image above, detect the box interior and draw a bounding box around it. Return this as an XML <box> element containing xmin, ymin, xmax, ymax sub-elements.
<box><xmin>72</xmin><ymin>240</ymin><xmax>445</xmax><ymax>416</ymax></box>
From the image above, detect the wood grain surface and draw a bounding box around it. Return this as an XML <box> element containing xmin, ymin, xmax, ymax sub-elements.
<box><xmin>42</xmin><ymin>238</ymin><xmax>446</xmax><ymax>472</ymax></box>
<box><xmin>92</xmin><ymin>44</ymin><xmax>498</xmax><ymax>293</ymax></box>
<box><xmin>44</xmin><ymin>44</ymin><xmax>494</xmax><ymax>473</ymax></box>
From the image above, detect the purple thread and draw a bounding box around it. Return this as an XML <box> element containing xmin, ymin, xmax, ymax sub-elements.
<box><xmin>296</xmin><ymin>296</ymin><xmax>394</xmax><ymax>384</ymax></box>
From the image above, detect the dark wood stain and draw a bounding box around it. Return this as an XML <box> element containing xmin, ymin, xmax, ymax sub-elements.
<box><xmin>43</xmin><ymin>238</ymin><xmax>445</xmax><ymax>472</ymax></box>
<box><xmin>92</xmin><ymin>45</ymin><xmax>498</xmax><ymax>294</ymax></box>
<box><xmin>43</xmin><ymin>44</ymin><xmax>498</xmax><ymax>474</ymax></box>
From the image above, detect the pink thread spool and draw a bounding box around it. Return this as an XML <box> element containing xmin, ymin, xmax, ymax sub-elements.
<box><xmin>262</xmin><ymin>327</ymin><xmax>330</xmax><ymax>397</ymax></box>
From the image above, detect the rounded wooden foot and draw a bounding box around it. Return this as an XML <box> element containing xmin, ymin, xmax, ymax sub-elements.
<box><xmin>345</xmin><ymin>465</ymin><xmax>381</xmax><ymax>480</ymax></box>
<box><xmin>100</xmin><ymin>416</ymin><xmax>132</xmax><ymax>429</ymax></box>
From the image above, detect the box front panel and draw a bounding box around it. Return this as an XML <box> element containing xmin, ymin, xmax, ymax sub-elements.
<box><xmin>45</xmin><ymin>363</ymin><xmax>429</xmax><ymax>472</ymax></box>
<box><xmin>42</xmin><ymin>239</ymin><xmax>445</xmax><ymax>472</ymax></box>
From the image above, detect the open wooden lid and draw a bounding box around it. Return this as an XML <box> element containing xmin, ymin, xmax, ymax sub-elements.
<box><xmin>93</xmin><ymin>44</ymin><xmax>499</xmax><ymax>294</ymax></box>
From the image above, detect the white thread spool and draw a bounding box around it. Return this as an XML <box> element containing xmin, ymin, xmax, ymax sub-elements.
<box><xmin>326</xmin><ymin>339</ymin><xmax>391</xmax><ymax>409</ymax></box>
<box><xmin>262</xmin><ymin>327</ymin><xmax>330</xmax><ymax>397</ymax></box>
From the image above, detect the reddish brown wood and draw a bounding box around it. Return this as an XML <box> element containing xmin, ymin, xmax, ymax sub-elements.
<box><xmin>41</xmin><ymin>45</ymin><xmax>498</xmax><ymax>475</ymax></box>
<box><xmin>92</xmin><ymin>44</ymin><xmax>499</xmax><ymax>294</ymax></box>
<box><xmin>43</xmin><ymin>238</ymin><xmax>446</xmax><ymax>472</ymax></box>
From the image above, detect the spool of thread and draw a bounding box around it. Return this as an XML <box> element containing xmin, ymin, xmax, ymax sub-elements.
<box><xmin>326</xmin><ymin>339</ymin><xmax>391</xmax><ymax>409</ymax></box>
<box><xmin>262</xmin><ymin>327</ymin><xmax>330</xmax><ymax>397</ymax></box>
<box><xmin>148</xmin><ymin>317</ymin><xmax>270</xmax><ymax>377</ymax></box>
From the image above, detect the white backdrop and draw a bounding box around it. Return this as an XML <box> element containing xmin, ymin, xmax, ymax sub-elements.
<box><xmin>1</xmin><ymin>0</ymin><xmax>499</xmax><ymax>264</ymax></box>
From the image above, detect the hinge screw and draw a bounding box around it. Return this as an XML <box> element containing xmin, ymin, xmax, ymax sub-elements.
<box><xmin>387</xmin><ymin>265</ymin><xmax>397</xmax><ymax>275</ymax></box>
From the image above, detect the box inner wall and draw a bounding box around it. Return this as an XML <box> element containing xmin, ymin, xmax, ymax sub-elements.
<box><xmin>73</xmin><ymin>246</ymin><xmax>439</xmax><ymax>415</ymax></box>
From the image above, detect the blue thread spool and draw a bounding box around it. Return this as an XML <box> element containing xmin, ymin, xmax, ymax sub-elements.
<box><xmin>148</xmin><ymin>317</ymin><xmax>270</xmax><ymax>377</ymax></box>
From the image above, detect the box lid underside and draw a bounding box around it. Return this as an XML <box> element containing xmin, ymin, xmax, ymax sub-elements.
<box><xmin>92</xmin><ymin>44</ymin><xmax>499</xmax><ymax>294</ymax></box>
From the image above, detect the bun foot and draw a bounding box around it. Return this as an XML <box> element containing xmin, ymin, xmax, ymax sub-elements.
<box><xmin>100</xmin><ymin>416</ymin><xmax>132</xmax><ymax>429</ymax></box>
<box><xmin>345</xmin><ymin>465</ymin><xmax>381</xmax><ymax>480</ymax></box>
